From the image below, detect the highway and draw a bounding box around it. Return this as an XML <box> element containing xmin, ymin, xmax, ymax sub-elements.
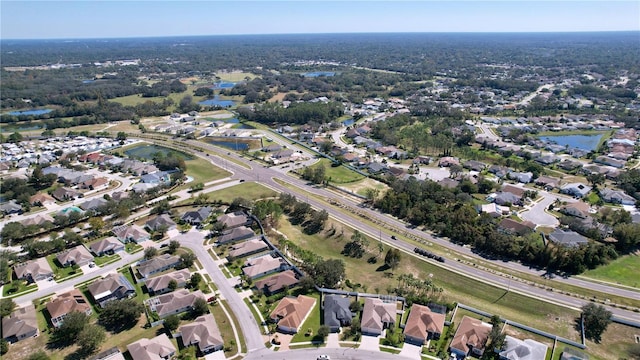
<box><xmin>171</xmin><ymin>136</ymin><xmax>640</xmax><ymax>322</ymax></box>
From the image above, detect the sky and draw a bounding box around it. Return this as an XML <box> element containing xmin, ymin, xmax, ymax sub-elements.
<box><xmin>1</xmin><ymin>1</ymin><xmax>639</xmax><ymax>39</ymax></box>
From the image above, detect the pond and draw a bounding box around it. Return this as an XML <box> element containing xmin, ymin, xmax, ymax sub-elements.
<box><xmin>82</xmin><ymin>80</ymin><xmax>95</xmax><ymax>84</ymax></box>
<box><xmin>199</xmin><ymin>96</ymin><xmax>236</xmax><ymax>108</ymax></box>
<box><xmin>5</xmin><ymin>109</ymin><xmax>53</xmax><ymax>116</ymax></box>
<box><xmin>539</xmin><ymin>134</ymin><xmax>603</xmax><ymax>152</ymax></box>
<box><xmin>206</xmin><ymin>139</ymin><xmax>250</xmax><ymax>151</ymax></box>
<box><xmin>1</xmin><ymin>124</ymin><xmax>43</xmax><ymax>133</ymax></box>
<box><xmin>211</xmin><ymin>82</ymin><xmax>236</xmax><ymax>89</ymax></box>
<box><xmin>342</xmin><ymin>118</ymin><xmax>355</xmax><ymax>126</ymax></box>
<box><xmin>303</xmin><ymin>71</ymin><xmax>335</xmax><ymax>77</ymax></box>
<box><xmin>124</xmin><ymin>144</ymin><xmax>193</xmax><ymax>160</ymax></box>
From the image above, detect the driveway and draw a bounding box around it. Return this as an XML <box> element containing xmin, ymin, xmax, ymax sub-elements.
<box><xmin>203</xmin><ymin>351</ymin><xmax>226</xmax><ymax>360</ymax></box>
<box><xmin>398</xmin><ymin>343</ymin><xmax>423</xmax><ymax>359</ymax></box>
<box><xmin>358</xmin><ymin>334</ymin><xmax>381</xmax><ymax>351</ymax></box>
<box><xmin>326</xmin><ymin>333</ymin><xmax>340</xmax><ymax>348</ymax></box>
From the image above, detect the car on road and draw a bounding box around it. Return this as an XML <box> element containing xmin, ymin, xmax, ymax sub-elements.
<box><xmin>317</xmin><ymin>356</ymin><xmax>330</xmax><ymax>360</ymax></box>
<box><xmin>391</xmin><ymin>235</ymin><xmax>397</xmax><ymax>240</ymax></box>
<box><xmin>239</xmin><ymin>179</ymin><xmax>245</xmax><ymax>182</ymax></box>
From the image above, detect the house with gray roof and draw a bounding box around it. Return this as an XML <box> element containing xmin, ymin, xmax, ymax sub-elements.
<box><xmin>51</xmin><ymin>187</ymin><xmax>81</xmax><ymax>202</ymax></box>
<box><xmin>88</xmin><ymin>273</ymin><xmax>136</xmax><ymax>308</ymax></box>
<box><xmin>14</xmin><ymin>257</ymin><xmax>54</xmax><ymax>282</ymax></box>
<box><xmin>2</xmin><ymin>305</ymin><xmax>38</xmax><ymax>343</ymax></box>
<box><xmin>181</xmin><ymin>206</ymin><xmax>212</xmax><ymax>225</ymax></box>
<box><xmin>494</xmin><ymin>192</ymin><xmax>522</xmax><ymax>206</ymax></box>
<box><xmin>242</xmin><ymin>254</ymin><xmax>286</xmax><ymax>279</ymax></box>
<box><xmin>147</xmin><ymin>289</ymin><xmax>206</xmax><ymax>318</ymax></box>
<box><xmin>323</xmin><ymin>295</ymin><xmax>354</xmax><ymax>332</ymax></box>
<box><xmin>137</xmin><ymin>254</ymin><xmax>181</xmax><ymax>279</ymax></box>
<box><xmin>547</xmin><ymin>229</ymin><xmax>589</xmax><ymax>247</ymax></box>
<box><xmin>176</xmin><ymin>314</ymin><xmax>224</xmax><ymax>354</ymax></box>
<box><xmin>599</xmin><ymin>188</ymin><xmax>636</xmax><ymax>205</ymax></box>
<box><xmin>113</xmin><ymin>224</ymin><xmax>150</xmax><ymax>243</ymax></box>
<box><xmin>0</xmin><ymin>200</ymin><xmax>23</xmax><ymax>215</ymax></box>
<box><xmin>498</xmin><ymin>336</ymin><xmax>548</xmax><ymax>360</ymax></box>
<box><xmin>145</xmin><ymin>269</ymin><xmax>191</xmax><ymax>295</ymax></box>
<box><xmin>561</xmin><ymin>183</ymin><xmax>592</xmax><ymax>198</ymax></box>
<box><xmin>227</xmin><ymin>238</ymin><xmax>268</xmax><ymax>259</ymax></box>
<box><xmin>216</xmin><ymin>226</ymin><xmax>255</xmax><ymax>244</ymax></box>
<box><xmin>79</xmin><ymin>197</ymin><xmax>108</xmax><ymax>211</ymax></box>
<box><xmin>56</xmin><ymin>245</ymin><xmax>94</xmax><ymax>267</ymax></box>
<box><xmin>145</xmin><ymin>214</ymin><xmax>177</xmax><ymax>232</ymax></box>
<box><xmin>217</xmin><ymin>211</ymin><xmax>251</xmax><ymax>229</ymax></box>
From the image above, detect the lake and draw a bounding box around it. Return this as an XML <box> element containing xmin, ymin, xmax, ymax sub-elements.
<box><xmin>211</xmin><ymin>82</ymin><xmax>236</xmax><ymax>89</ymax></box>
<box><xmin>539</xmin><ymin>134</ymin><xmax>603</xmax><ymax>151</ymax></box>
<box><xmin>199</xmin><ymin>96</ymin><xmax>236</xmax><ymax>108</ymax></box>
<box><xmin>6</xmin><ymin>109</ymin><xmax>53</xmax><ymax>116</ymax></box>
<box><xmin>303</xmin><ymin>71</ymin><xmax>336</xmax><ymax>77</ymax></box>
<box><xmin>1</xmin><ymin>124</ymin><xmax>43</xmax><ymax>133</ymax></box>
<box><xmin>124</xmin><ymin>144</ymin><xmax>193</xmax><ymax>160</ymax></box>
<box><xmin>206</xmin><ymin>139</ymin><xmax>249</xmax><ymax>151</ymax></box>
<box><xmin>342</xmin><ymin>118</ymin><xmax>355</xmax><ymax>126</ymax></box>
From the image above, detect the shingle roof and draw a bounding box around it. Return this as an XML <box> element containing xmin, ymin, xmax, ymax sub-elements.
<box><xmin>145</xmin><ymin>214</ymin><xmax>177</xmax><ymax>231</ymax></box>
<box><xmin>217</xmin><ymin>211</ymin><xmax>249</xmax><ymax>229</ymax></box>
<box><xmin>228</xmin><ymin>238</ymin><xmax>268</xmax><ymax>258</ymax></box>
<box><xmin>499</xmin><ymin>336</ymin><xmax>549</xmax><ymax>360</ymax></box>
<box><xmin>403</xmin><ymin>304</ymin><xmax>446</xmax><ymax>341</ymax></box>
<box><xmin>89</xmin><ymin>237</ymin><xmax>123</xmax><ymax>255</ymax></box>
<box><xmin>127</xmin><ymin>333</ymin><xmax>176</xmax><ymax>360</ymax></box>
<box><xmin>145</xmin><ymin>269</ymin><xmax>191</xmax><ymax>293</ymax></box>
<box><xmin>242</xmin><ymin>254</ymin><xmax>283</xmax><ymax>278</ymax></box>
<box><xmin>361</xmin><ymin>298</ymin><xmax>396</xmax><ymax>334</ymax></box>
<box><xmin>254</xmin><ymin>270</ymin><xmax>299</xmax><ymax>294</ymax></box>
<box><xmin>14</xmin><ymin>257</ymin><xmax>53</xmax><ymax>280</ymax></box>
<box><xmin>46</xmin><ymin>289</ymin><xmax>91</xmax><ymax>320</ymax></box>
<box><xmin>2</xmin><ymin>304</ymin><xmax>37</xmax><ymax>340</ymax></box>
<box><xmin>137</xmin><ymin>254</ymin><xmax>180</xmax><ymax>278</ymax></box>
<box><xmin>56</xmin><ymin>245</ymin><xmax>94</xmax><ymax>266</ymax></box>
<box><xmin>149</xmin><ymin>289</ymin><xmax>206</xmax><ymax>318</ymax></box>
<box><xmin>179</xmin><ymin>314</ymin><xmax>223</xmax><ymax>352</ymax></box>
<box><xmin>450</xmin><ymin>316</ymin><xmax>492</xmax><ymax>355</ymax></box>
<box><xmin>88</xmin><ymin>273</ymin><xmax>135</xmax><ymax>302</ymax></box>
<box><xmin>323</xmin><ymin>295</ymin><xmax>352</xmax><ymax>329</ymax></box>
<box><xmin>269</xmin><ymin>295</ymin><xmax>316</xmax><ymax>332</ymax></box>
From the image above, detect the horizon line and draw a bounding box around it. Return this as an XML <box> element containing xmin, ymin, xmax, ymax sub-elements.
<box><xmin>2</xmin><ymin>30</ymin><xmax>639</xmax><ymax>41</ymax></box>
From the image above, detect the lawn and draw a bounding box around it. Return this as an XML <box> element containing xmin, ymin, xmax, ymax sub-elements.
<box><xmin>213</xmin><ymin>299</ymin><xmax>246</xmax><ymax>355</ymax></box>
<box><xmin>581</xmin><ymin>254</ymin><xmax>640</xmax><ymax>288</ymax></box>
<box><xmin>125</xmin><ymin>242</ymin><xmax>144</xmax><ymax>254</ymax></box>
<box><xmin>2</xmin><ymin>279</ymin><xmax>38</xmax><ymax>297</ymax></box>
<box><xmin>94</xmin><ymin>253</ymin><xmax>121</xmax><ymax>267</ymax></box>
<box><xmin>46</xmin><ymin>254</ymin><xmax>83</xmax><ymax>281</ymax></box>
<box><xmin>274</xmin><ymin>216</ymin><xmax>582</xmax><ymax>341</ymax></box>
<box><xmin>208</xmin><ymin>182</ymin><xmax>278</xmax><ymax>203</ymax></box>
<box><xmin>184</xmin><ymin>157</ymin><xmax>231</xmax><ymax>184</ymax></box>
<box><xmin>215</xmin><ymin>71</ymin><xmax>257</xmax><ymax>82</ymax></box>
<box><xmin>110</xmin><ymin>90</ymin><xmax>207</xmax><ymax>111</ymax></box>
<box><xmin>290</xmin><ymin>292</ymin><xmax>322</xmax><ymax>343</ymax></box>
<box><xmin>310</xmin><ymin>158</ymin><xmax>365</xmax><ymax>184</ymax></box>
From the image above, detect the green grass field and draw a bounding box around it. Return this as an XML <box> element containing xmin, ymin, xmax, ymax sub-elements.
<box><xmin>290</xmin><ymin>293</ymin><xmax>322</xmax><ymax>343</ymax></box>
<box><xmin>216</xmin><ymin>71</ymin><xmax>257</xmax><ymax>82</ymax></box>
<box><xmin>110</xmin><ymin>90</ymin><xmax>206</xmax><ymax>111</ymax></box>
<box><xmin>310</xmin><ymin>158</ymin><xmax>365</xmax><ymax>184</ymax></box>
<box><xmin>208</xmin><ymin>182</ymin><xmax>278</xmax><ymax>203</ymax></box>
<box><xmin>581</xmin><ymin>254</ymin><xmax>640</xmax><ymax>288</ymax></box>
<box><xmin>184</xmin><ymin>157</ymin><xmax>231</xmax><ymax>184</ymax></box>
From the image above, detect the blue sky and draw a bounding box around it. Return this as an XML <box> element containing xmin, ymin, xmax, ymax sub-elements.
<box><xmin>2</xmin><ymin>1</ymin><xmax>639</xmax><ymax>39</ymax></box>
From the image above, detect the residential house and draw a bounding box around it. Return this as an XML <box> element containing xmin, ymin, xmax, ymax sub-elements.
<box><xmin>2</xmin><ymin>305</ymin><xmax>38</xmax><ymax>343</ymax></box>
<box><xmin>145</xmin><ymin>214</ymin><xmax>177</xmax><ymax>232</ymax></box>
<box><xmin>0</xmin><ymin>201</ymin><xmax>22</xmax><ymax>215</ymax></box>
<box><xmin>498</xmin><ymin>336</ymin><xmax>548</xmax><ymax>360</ymax></box>
<box><xmin>140</xmin><ymin>171</ymin><xmax>171</xmax><ymax>184</ymax></box>
<box><xmin>181</xmin><ymin>206</ymin><xmax>212</xmax><ymax>226</ymax></box>
<box><xmin>147</xmin><ymin>289</ymin><xmax>206</xmax><ymax>318</ymax></box>
<box><xmin>242</xmin><ymin>254</ymin><xmax>286</xmax><ymax>279</ymax></box>
<box><xmin>29</xmin><ymin>193</ymin><xmax>56</xmax><ymax>206</ymax></box>
<box><xmin>361</xmin><ymin>298</ymin><xmax>397</xmax><ymax>336</ymax></box>
<box><xmin>366</xmin><ymin>162</ymin><xmax>387</xmax><ymax>174</ymax></box>
<box><xmin>228</xmin><ymin>238</ymin><xmax>268</xmax><ymax>259</ymax></box>
<box><xmin>51</xmin><ymin>187</ymin><xmax>81</xmax><ymax>202</ymax></box>
<box><xmin>87</xmin><ymin>347</ymin><xmax>125</xmax><ymax>360</ymax></box>
<box><xmin>438</xmin><ymin>178</ymin><xmax>460</xmax><ymax>189</ymax></box>
<box><xmin>127</xmin><ymin>334</ymin><xmax>176</xmax><ymax>360</ymax></box>
<box><xmin>561</xmin><ymin>183</ymin><xmax>592</xmax><ymax>198</ymax></box>
<box><xmin>145</xmin><ymin>269</ymin><xmax>191</xmax><ymax>295</ymax></box>
<box><xmin>216</xmin><ymin>226</ymin><xmax>255</xmax><ymax>244</ymax></box>
<box><xmin>21</xmin><ymin>213</ymin><xmax>54</xmax><ymax>227</ymax></box>
<box><xmin>79</xmin><ymin>197</ymin><xmax>108</xmax><ymax>212</ymax></box>
<box><xmin>449</xmin><ymin>316</ymin><xmax>492</xmax><ymax>358</ymax></box>
<box><xmin>262</xmin><ymin>144</ymin><xmax>283</xmax><ymax>152</ymax></box>
<box><xmin>463</xmin><ymin>160</ymin><xmax>487</xmax><ymax>172</ymax></box>
<box><xmin>88</xmin><ymin>273</ymin><xmax>136</xmax><ymax>308</ymax></box>
<box><xmin>559</xmin><ymin>202</ymin><xmax>591</xmax><ymax>219</ymax></box>
<box><xmin>46</xmin><ymin>289</ymin><xmax>92</xmax><ymax>328</ymax></box>
<box><xmin>502</xmin><ymin>185</ymin><xmax>526</xmax><ymax>198</ymax></box>
<box><xmin>323</xmin><ymin>295</ymin><xmax>353</xmax><ymax>333</ymax></box>
<box><xmin>535</xmin><ymin>176</ymin><xmax>560</xmax><ymax>190</ymax></box>
<box><xmin>14</xmin><ymin>257</ymin><xmax>54</xmax><ymax>282</ymax></box>
<box><xmin>216</xmin><ymin>211</ymin><xmax>251</xmax><ymax>229</ymax></box>
<box><xmin>498</xmin><ymin>218</ymin><xmax>536</xmax><ymax>235</ymax></box>
<box><xmin>547</xmin><ymin>229</ymin><xmax>589</xmax><ymax>247</ymax></box>
<box><xmin>594</xmin><ymin>156</ymin><xmax>626</xmax><ymax>169</ymax></box>
<box><xmin>56</xmin><ymin>245</ymin><xmax>94</xmax><ymax>267</ymax></box>
<box><xmin>438</xmin><ymin>157</ymin><xmax>460</xmax><ymax>167</ymax></box>
<box><xmin>599</xmin><ymin>188</ymin><xmax>636</xmax><ymax>205</ymax></box>
<box><xmin>478</xmin><ymin>203</ymin><xmax>510</xmax><ymax>218</ymax></box>
<box><xmin>81</xmin><ymin>177</ymin><xmax>109</xmax><ymax>191</ymax></box>
<box><xmin>176</xmin><ymin>314</ymin><xmax>224</xmax><ymax>354</ymax></box>
<box><xmin>494</xmin><ymin>192</ymin><xmax>522</xmax><ymax>206</ymax></box>
<box><xmin>403</xmin><ymin>304</ymin><xmax>446</xmax><ymax>345</ymax></box>
<box><xmin>269</xmin><ymin>295</ymin><xmax>317</xmax><ymax>334</ymax></box>
<box><xmin>508</xmin><ymin>171</ymin><xmax>534</xmax><ymax>183</ymax></box>
<box><xmin>253</xmin><ymin>270</ymin><xmax>299</xmax><ymax>296</ymax></box>
<box><xmin>113</xmin><ymin>224</ymin><xmax>151</xmax><ymax>244</ymax></box>
<box><xmin>88</xmin><ymin>237</ymin><xmax>125</xmax><ymax>256</ymax></box>
<box><xmin>111</xmin><ymin>191</ymin><xmax>129</xmax><ymax>202</ymax></box>
<box><xmin>488</xmin><ymin>165</ymin><xmax>509</xmax><ymax>178</ymax></box>
<box><xmin>137</xmin><ymin>254</ymin><xmax>181</xmax><ymax>279</ymax></box>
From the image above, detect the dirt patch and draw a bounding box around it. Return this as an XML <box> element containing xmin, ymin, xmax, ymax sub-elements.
<box><xmin>268</xmin><ymin>92</ymin><xmax>288</xmax><ymax>102</ymax></box>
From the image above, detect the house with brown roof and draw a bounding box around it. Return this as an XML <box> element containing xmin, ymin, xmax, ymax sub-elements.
<box><xmin>216</xmin><ymin>226</ymin><xmax>255</xmax><ymax>244</ymax></box>
<box><xmin>29</xmin><ymin>193</ymin><xmax>56</xmax><ymax>206</ymax></box>
<box><xmin>559</xmin><ymin>202</ymin><xmax>591</xmax><ymax>219</ymax></box>
<box><xmin>88</xmin><ymin>237</ymin><xmax>125</xmax><ymax>256</ymax></box>
<box><xmin>242</xmin><ymin>254</ymin><xmax>286</xmax><ymax>279</ymax></box>
<box><xmin>217</xmin><ymin>211</ymin><xmax>252</xmax><ymax>229</ymax></box>
<box><xmin>145</xmin><ymin>214</ymin><xmax>177</xmax><ymax>232</ymax></box>
<box><xmin>81</xmin><ymin>177</ymin><xmax>109</xmax><ymax>191</ymax></box>
<box><xmin>361</xmin><ymin>298</ymin><xmax>397</xmax><ymax>336</ymax></box>
<box><xmin>403</xmin><ymin>304</ymin><xmax>446</xmax><ymax>345</ymax></box>
<box><xmin>145</xmin><ymin>269</ymin><xmax>191</xmax><ymax>295</ymax></box>
<box><xmin>56</xmin><ymin>245</ymin><xmax>94</xmax><ymax>267</ymax></box>
<box><xmin>176</xmin><ymin>314</ymin><xmax>224</xmax><ymax>354</ymax></box>
<box><xmin>51</xmin><ymin>187</ymin><xmax>81</xmax><ymax>202</ymax></box>
<box><xmin>127</xmin><ymin>333</ymin><xmax>176</xmax><ymax>360</ymax></box>
<box><xmin>113</xmin><ymin>224</ymin><xmax>151</xmax><ymax>244</ymax></box>
<box><xmin>269</xmin><ymin>295</ymin><xmax>316</xmax><ymax>334</ymax></box>
<box><xmin>137</xmin><ymin>254</ymin><xmax>181</xmax><ymax>279</ymax></box>
<box><xmin>21</xmin><ymin>213</ymin><xmax>55</xmax><ymax>227</ymax></box>
<box><xmin>14</xmin><ymin>257</ymin><xmax>54</xmax><ymax>282</ymax></box>
<box><xmin>88</xmin><ymin>273</ymin><xmax>136</xmax><ymax>308</ymax></box>
<box><xmin>501</xmin><ymin>184</ymin><xmax>526</xmax><ymax>198</ymax></box>
<box><xmin>147</xmin><ymin>289</ymin><xmax>206</xmax><ymax>318</ymax></box>
<box><xmin>2</xmin><ymin>304</ymin><xmax>38</xmax><ymax>343</ymax></box>
<box><xmin>228</xmin><ymin>238</ymin><xmax>268</xmax><ymax>259</ymax></box>
<box><xmin>449</xmin><ymin>316</ymin><xmax>492</xmax><ymax>358</ymax></box>
<box><xmin>535</xmin><ymin>176</ymin><xmax>561</xmax><ymax>190</ymax></box>
<box><xmin>498</xmin><ymin>218</ymin><xmax>536</xmax><ymax>235</ymax></box>
<box><xmin>46</xmin><ymin>289</ymin><xmax>92</xmax><ymax>328</ymax></box>
<box><xmin>254</xmin><ymin>270</ymin><xmax>299</xmax><ymax>295</ymax></box>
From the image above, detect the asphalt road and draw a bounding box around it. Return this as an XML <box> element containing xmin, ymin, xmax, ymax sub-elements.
<box><xmin>245</xmin><ymin>347</ymin><xmax>409</xmax><ymax>360</ymax></box>
<box><xmin>174</xmin><ymin>137</ymin><xmax>640</xmax><ymax>322</ymax></box>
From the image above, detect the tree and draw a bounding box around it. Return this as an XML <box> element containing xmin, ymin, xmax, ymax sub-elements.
<box><xmin>179</xmin><ymin>252</ymin><xmax>197</xmax><ymax>269</ymax></box>
<box><xmin>98</xmin><ymin>298</ymin><xmax>145</xmax><ymax>331</ymax></box>
<box><xmin>144</xmin><ymin>247</ymin><xmax>158</xmax><ymax>259</ymax></box>
<box><xmin>307</xmin><ymin>259</ymin><xmax>345</xmax><ymax>288</ymax></box>
<box><xmin>0</xmin><ymin>339</ymin><xmax>7</xmax><ymax>355</ymax></box>
<box><xmin>384</xmin><ymin>248</ymin><xmax>402</xmax><ymax>270</ymax></box>
<box><xmin>317</xmin><ymin>325</ymin><xmax>330</xmax><ymax>341</ymax></box>
<box><xmin>116</xmin><ymin>132</ymin><xmax>127</xmax><ymax>141</ymax></box>
<box><xmin>168</xmin><ymin>240</ymin><xmax>180</xmax><ymax>254</ymax></box>
<box><xmin>52</xmin><ymin>311</ymin><xmax>88</xmax><ymax>344</ymax></box>
<box><xmin>164</xmin><ymin>314</ymin><xmax>180</xmax><ymax>331</ymax></box>
<box><xmin>189</xmin><ymin>273</ymin><xmax>203</xmax><ymax>289</ymax></box>
<box><xmin>482</xmin><ymin>315</ymin><xmax>506</xmax><ymax>360</ymax></box>
<box><xmin>587</xmin><ymin>173</ymin><xmax>606</xmax><ymax>189</ymax></box>
<box><xmin>88</xmin><ymin>217</ymin><xmax>105</xmax><ymax>235</ymax></box>
<box><xmin>0</xmin><ymin>298</ymin><xmax>16</xmax><ymax>317</ymax></box>
<box><xmin>581</xmin><ymin>303</ymin><xmax>612</xmax><ymax>343</ymax></box>
<box><xmin>168</xmin><ymin>279</ymin><xmax>178</xmax><ymax>292</ymax></box>
<box><xmin>77</xmin><ymin>323</ymin><xmax>106</xmax><ymax>354</ymax></box>
<box><xmin>191</xmin><ymin>297</ymin><xmax>209</xmax><ymax>317</ymax></box>
<box><xmin>27</xmin><ymin>351</ymin><xmax>51</xmax><ymax>360</ymax></box>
